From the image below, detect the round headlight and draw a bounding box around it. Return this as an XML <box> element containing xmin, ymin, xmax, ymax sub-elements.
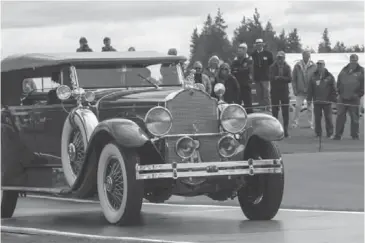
<box><xmin>144</xmin><ymin>107</ymin><xmax>172</xmax><ymax>136</ymax></box>
<box><xmin>220</xmin><ymin>104</ymin><xmax>248</xmax><ymax>133</ymax></box>
<box><xmin>84</xmin><ymin>91</ymin><xmax>96</xmax><ymax>102</ymax></box>
<box><xmin>214</xmin><ymin>83</ymin><xmax>226</xmax><ymax>98</ymax></box>
<box><xmin>175</xmin><ymin>136</ymin><xmax>198</xmax><ymax>159</ymax></box>
<box><xmin>218</xmin><ymin>135</ymin><xmax>239</xmax><ymax>158</ymax></box>
<box><xmin>56</xmin><ymin>85</ymin><xmax>72</xmax><ymax>100</ymax></box>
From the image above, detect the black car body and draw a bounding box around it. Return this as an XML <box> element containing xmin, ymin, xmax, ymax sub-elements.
<box><xmin>1</xmin><ymin>51</ymin><xmax>285</xmax><ymax>225</ymax></box>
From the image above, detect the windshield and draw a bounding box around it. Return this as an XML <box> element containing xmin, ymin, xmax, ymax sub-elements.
<box><xmin>75</xmin><ymin>63</ymin><xmax>184</xmax><ymax>89</ymax></box>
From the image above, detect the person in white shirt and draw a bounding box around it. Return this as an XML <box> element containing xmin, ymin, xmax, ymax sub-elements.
<box><xmin>291</xmin><ymin>50</ymin><xmax>317</xmax><ymax>129</ymax></box>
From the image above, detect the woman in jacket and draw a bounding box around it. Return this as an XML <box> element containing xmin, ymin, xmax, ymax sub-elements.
<box><xmin>212</xmin><ymin>63</ymin><xmax>240</xmax><ymax>104</ymax></box>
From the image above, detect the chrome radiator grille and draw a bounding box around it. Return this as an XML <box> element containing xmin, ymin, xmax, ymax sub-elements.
<box><xmin>166</xmin><ymin>89</ymin><xmax>218</xmax><ymax>134</ymax></box>
<box><xmin>165</xmin><ymin>89</ymin><xmax>221</xmax><ymax>163</ymax></box>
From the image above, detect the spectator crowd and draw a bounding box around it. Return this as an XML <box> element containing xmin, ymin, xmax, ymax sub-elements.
<box><xmin>76</xmin><ymin>36</ymin><xmax>364</xmax><ymax>140</ymax></box>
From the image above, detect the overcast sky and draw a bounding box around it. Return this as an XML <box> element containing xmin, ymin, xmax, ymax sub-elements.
<box><xmin>1</xmin><ymin>0</ymin><xmax>364</xmax><ymax>58</ymax></box>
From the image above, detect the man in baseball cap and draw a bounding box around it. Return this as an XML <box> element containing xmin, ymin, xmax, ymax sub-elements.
<box><xmin>76</xmin><ymin>37</ymin><xmax>93</xmax><ymax>52</ymax></box>
<box><xmin>307</xmin><ymin>59</ymin><xmax>337</xmax><ymax>138</ymax></box>
<box><xmin>269</xmin><ymin>51</ymin><xmax>292</xmax><ymax>137</ymax></box>
<box><xmin>102</xmin><ymin>37</ymin><xmax>117</xmax><ymax>52</ymax></box>
<box><xmin>251</xmin><ymin>38</ymin><xmax>274</xmax><ymax>112</ymax></box>
<box><xmin>231</xmin><ymin>42</ymin><xmax>254</xmax><ymax>113</ymax></box>
<box><xmin>333</xmin><ymin>53</ymin><xmax>364</xmax><ymax>140</ymax></box>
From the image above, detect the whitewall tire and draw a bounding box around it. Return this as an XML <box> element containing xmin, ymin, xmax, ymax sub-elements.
<box><xmin>97</xmin><ymin>142</ymin><xmax>143</xmax><ymax>225</ymax></box>
<box><xmin>61</xmin><ymin>115</ymin><xmax>88</xmax><ymax>187</ymax></box>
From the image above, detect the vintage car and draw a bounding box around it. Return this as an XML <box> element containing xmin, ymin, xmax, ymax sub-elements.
<box><xmin>1</xmin><ymin>51</ymin><xmax>284</xmax><ymax>225</ymax></box>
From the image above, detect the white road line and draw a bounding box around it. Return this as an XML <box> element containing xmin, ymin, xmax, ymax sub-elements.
<box><xmin>25</xmin><ymin>195</ymin><xmax>364</xmax><ymax>215</ymax></box>
<box><xmin>0</xmin><ymin>226</ymin><xmax>195</xmax><ymax>243</ymax></box>
<box><xmin>164</xmin><ymin>209</ymin><xmax>236</xmax><ymax>215</ymax></box>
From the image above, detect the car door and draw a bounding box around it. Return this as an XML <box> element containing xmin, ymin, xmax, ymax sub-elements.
<box><xmin>30</xmin><ymin>77</ymin><xmax>75</xmax><ymax>162</ymax></box>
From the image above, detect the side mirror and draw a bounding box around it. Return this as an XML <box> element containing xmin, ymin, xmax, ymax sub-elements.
<box><xmin>56</xmin><ymin>85</ymin><xmax>72</xmax><ymax>100</ymax></box>
<box><xmin>214</xmin><ymin>83</ymin><xmax>226</xmax><ymax>99</ymax></box>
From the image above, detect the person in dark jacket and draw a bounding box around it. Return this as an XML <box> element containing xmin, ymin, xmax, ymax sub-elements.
<box><xmin>333</xmin><ymin>54</ymin><xmax>364</xmax><ymax>140</ymax></box>
<box><xmin>76</xmin><ymin>37</ymin><xmax>93</xmax><ymax>52</ymax></box>
<box><xmin>269</xmin><ymin>51</ymin><xmax>292</xmax><ymax>137</ymax></box>
<box><xmin>192</xmin><ymin>61</ymin><xmax>212</xmax><ymax>94</ymax></box>
<box><xmin>307</xmin><ymin>60</ymin><xmax>337</xmax><ymax>138</ymax></box>
<box><xmin>231</xmin><ymin>43</ymin><xmax>253</xmax><ymax>114</ymax></box>
<box><xmin>101</xmin><ymin>37</ymin><xmax>116</xmax><ymax>52</ymax></box>
<box><xmin>212</xmin><ymin>63</ymin><xmax>240</xmax><ymax>104</ymax></box>
<box><xmin>251</xmin><ymin>38</ymin><xmax>274</xmax><ymax>111</ymax></box>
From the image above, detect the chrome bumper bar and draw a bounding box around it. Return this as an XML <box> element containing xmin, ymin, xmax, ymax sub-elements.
<box><xmin>136</xmin><ymin>158</ymin><xmax>283</xmax><ymax>180</ymax></box>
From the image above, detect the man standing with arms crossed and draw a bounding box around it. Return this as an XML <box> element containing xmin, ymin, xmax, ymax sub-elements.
<box><xmin>251</xmin><ymin>39</ymin><xmax>273</xmax><ymax>112</ymax></box>
<box><xmin>333</xmin><ymin>54</ymin><xmax>364</xmax><ymax>140</ymax></box>
<box><xmin>291</xmin><ymin>50</ymin><xmax>317</xmax><ymax>129</ymax></box>
<box><xmin>231</xmin><ymin>43</ymin><xmax>253</xmax><ymax>114</ymax></box>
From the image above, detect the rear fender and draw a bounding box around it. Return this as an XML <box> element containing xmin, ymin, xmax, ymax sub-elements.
<box><xmin>71</xmin><ymin>118</ymin><xmax>151</xmax><ymax>196</ymax></box>
<box><xmin>242</xmin><ymin>113</ymin><xmax>284</xmax><ymax>144</ymax></box>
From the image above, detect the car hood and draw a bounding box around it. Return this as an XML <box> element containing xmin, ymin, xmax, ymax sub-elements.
<box><xmin>92</xmin><ymin>86</ymin><xmax>182</xmax><ymax>104</ymax></box>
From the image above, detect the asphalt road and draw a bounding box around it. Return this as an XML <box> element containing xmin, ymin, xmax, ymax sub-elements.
<box><xmin>165</xmin><ymin>152</ymin><xmax>365</xmax><ymax>211</ymax></box>
<box><xmin>2</xmin><ymin>151</ymin><xmax>364</xmax><ymax>243</ymax></box>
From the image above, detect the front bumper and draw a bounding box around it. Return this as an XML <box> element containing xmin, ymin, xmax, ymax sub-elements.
<box><xmin>136</xmin><ymin>158</ymin><xmax>283</xmax><ymax>180</ymax></box>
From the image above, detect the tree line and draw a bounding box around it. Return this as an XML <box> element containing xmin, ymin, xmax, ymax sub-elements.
<box><xmin>188</xmin><ymin>8</ymin><xmax>365</xmax><ymax>68</ymax></box>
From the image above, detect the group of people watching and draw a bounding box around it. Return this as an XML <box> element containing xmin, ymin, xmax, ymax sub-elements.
<box><xmin>75</xmin><ymin>36</ymin><xmax>364</xmax><ymax>140</ymax></box>
<box><xmin>76</xmin><ymin>37</ymin><xmax>135</xmax><ymax>52</ymax></box>
<box><xmin>187</xmin><ymin>39</ymin><xmax>364</xmax><ymax>140</ymax></box>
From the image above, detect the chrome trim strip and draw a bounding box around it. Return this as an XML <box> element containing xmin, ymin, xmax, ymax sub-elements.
<box><xmin>1</xmin><ymin>186</ymin><xmax>70</xmax><ymax>194</ymax></box>
<box><xmin>136</xmin><ymin>159</ymin><xmax>283</xmax><ymax>180</ymax></box>
<box><xmin>162</xmin><ymin>132</ymin><xmax>227</xmax><ymax>138</ymax></box>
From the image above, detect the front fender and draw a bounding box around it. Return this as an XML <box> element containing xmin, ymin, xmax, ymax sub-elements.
<box><xmin>245</xmin><ymin>113</ymin><xmax>284</xmax><ymax>142</ymax></box>
<box><xmin>90</xmin><ymin>118</ymin><xmax>149</xmax><ymax>148</ymax></box>
<box><xmin>70</xmin><ymin>118</ymin><xmax>150</xmax><ymax>195</ymax></box>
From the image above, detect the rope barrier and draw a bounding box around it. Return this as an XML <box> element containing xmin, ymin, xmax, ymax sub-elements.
<box><xmin>242</xmin><ymin>100</ymin><xmax>363</xmax><ymax>110</ymax></box>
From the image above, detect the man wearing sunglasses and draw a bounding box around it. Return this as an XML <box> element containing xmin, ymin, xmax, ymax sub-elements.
<box><xmin>192</xmin><ymin>61</ymin><xmax>212</xmax><ymax>94</ymax></box>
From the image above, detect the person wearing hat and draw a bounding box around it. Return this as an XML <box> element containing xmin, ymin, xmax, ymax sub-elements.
<box><xmin>307</xmin><ymin>60</ymin><xmax>337</xmax><ymax>138</ymax></box>
<box><xmin>76</xmin><ymin>37</ymin><xmax>93</xmax><ymax>52</ymax></box>
<box><xmin>333</xmin><ymin>54</ymin><xmax>364</xmax><ymax>140</ymax></box>
<box><xmin>204</xmin><ymin>55</ymin><xmax>221</xmax><ymax>95</ymax></box>
<box><xmin>291</xmin><ymin>50</ymin><xmax>317</xmax><ymax>129</ymax></box>
<box><xmin>212</xmin><ymin>63</ymin><xmax>240</xmax><ymax>104</ymax></box>
<box><xmin>269</xmin><ymin>51</ymin><xmax>292</xmax><ymax>137</ymax></box>
<box><xmin>231</xmin><ymin>43</ymin><xmax>254</xmax><ymax>114</ymax></box>
<box><xmin>191</xmin><ymin>61</ymin><xmax>212</xmax><ymax>94</ymax></box>
<box><xmin>251</xmin><ymin>38</ymin><xmax>274</xmax><ymax>112</ymax></box>
<box><xmin>101</xmin><ymin>37</ymin><xmax>117</xmax><ymax>52</ymax></box>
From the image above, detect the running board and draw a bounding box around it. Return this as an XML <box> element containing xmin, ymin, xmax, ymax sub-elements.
<box><xmin>1</xmin><ymin>186</ymin><xmax>71</xmax><ymax>195</ymax></box>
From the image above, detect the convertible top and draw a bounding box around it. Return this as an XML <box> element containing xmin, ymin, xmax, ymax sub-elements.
<box><xmin>1</xmin><ymin>51</ymin><xmax>187</xmax><ymax>72</ymax></box>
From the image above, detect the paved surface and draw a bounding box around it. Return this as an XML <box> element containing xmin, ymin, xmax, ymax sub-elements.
<box><xmin>2</xmin><ymin>197</ymin><xmax>364</xmax><ymax>243</ymax></box>
<box><xmin>276</xmin><ymin>113</ymin><xmax>364</xmax><ymax>154</ymax></box>
<box><xmin>1</xmin><ymin>152</ymin><xmax>364</xmax><ymax>243</ymax></box>
<box><xmin>165</xmin><ymin>152</ymin><xmax>364</xmax><ymax>211</ymax></box>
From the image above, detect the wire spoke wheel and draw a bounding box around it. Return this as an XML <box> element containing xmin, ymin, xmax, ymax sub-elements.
<box><xmin>104</xmin><ymin>157</ymin><xmax>124</xmax><ymax>211</ymax></box>
<box><xmin>68</xmin><ymin>128</ymin><xmax>85</xmax><ymax>176</ymax></box>
<box><xmin>97</xmin><ymin>143</ymin><xmax>143</xmax><ymax>225</ymax></box>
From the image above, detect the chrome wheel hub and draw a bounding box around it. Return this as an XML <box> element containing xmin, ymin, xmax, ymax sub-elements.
<box><xmin>105</xmin><ymin>176</ymin><xmax>114</xmax><ymax>192</ymax></box>
<box><xmin>68</xmin><ymin>143</ymin><xmax>76</xmax><ymax>161</ymax></box>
